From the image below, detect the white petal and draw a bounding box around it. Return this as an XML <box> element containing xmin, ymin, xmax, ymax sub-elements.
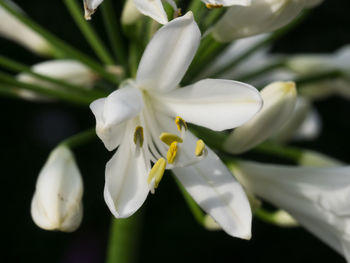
<box><xmin>211</xmin><ymin>0</ymin><xmax>306</xmax><ymax>42</ymax></box>
<box><xmin>231</xmin><ymin>161</ymin><xmax>350</xmax><ymax>260</ymax></box>
<box><xmin>202</xmin><ymin>0</ymin><xmax>251</xmax><ymax>6</ymax></box>
<box><xmin>173</xmin><ymin>132</ymin><xmax>252</xmax><ymax>239</ymax></box>
<box><xmin>31</xmin><ymin>146</ymin><xmax>83</xmax><ymax>232</ymax></box>
<box><xmin>0</xmin><ymin>2</ymin><xmax>51</xmax><ymax>55</ymax></box>
<box><xmin>104</xmin><ymin>123</ymin><xmax>151</xmax><ymax>218</ymax></box>
<box><xmin>85</xmin><ymin>0</ymin><xmax>104</xmax><ymax>10</ymax></box>
<box><xmin>293</xmin><ymin>108</ymin><xmax>321</xmax><ymax>141</ymax></box>
<box><xmin>272</xmin><ymin>97</ymin><xmax>311</xmax><ymax>143</ymax></box>
<box><xmin>224</xmin><ymin>82</ymin><xmax>297</xmax><ymax>154</ymax></box>
<box><xmin>90</xmin><ymin>82</ymin><xmax>143</xmax><ymax>151</ymax></box>
<box><xmin>133</xmin><ymin>0</ymin><xmax>168</xmax><ymax>24</ymax></box>
<box><xmin>151</xmin><ymin>78</ymin><xmax>262</xmax><ymax>131</ymax></box>
<box><xmin>136</xmin><ymin>12</ymin><xmax>200</xmax><ymax>93</ymax></box>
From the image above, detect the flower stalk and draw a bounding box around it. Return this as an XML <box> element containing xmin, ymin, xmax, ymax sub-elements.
<box><xmin>63</xmin><ymin>0</ymin><xmax>114</xmax><ymax>65</ymax></box>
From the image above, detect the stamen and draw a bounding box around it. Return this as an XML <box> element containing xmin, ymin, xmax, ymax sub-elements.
<box><xmin>133</xmin><ymin>126</ymin><xmax>144</xmax><ymax>147</ymax></box>
<box><xmin>206</xmin><ymin>3</ymin><xmax>223</xmax><ymax>9</ymax></box>
<box><xmin>195</xmin><ymin>140</ymin><xmax>206</xmax><ymax>156</ymax></box>
<box><xmin>147</xmin><ymin>158</ymin><xmax>166</xmax><ymax>190</ymax></box>
<box><xmin>166</xmin><ymin>142</ymin><xmax>178</xmax><ymax>164</ymax></box>
<box><xmin>160</xmin><ymin>132</ymin><xmax>183</xmax><ymax>146</ymax></box>
<box><xmin>175</xmin><ymin>116</ymin><xmax>188</xmax><ymax>131</ymax></box>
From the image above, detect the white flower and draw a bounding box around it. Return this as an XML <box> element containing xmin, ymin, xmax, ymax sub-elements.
<box><xmin>230</xmin><ymin>160</ymin><xmax>350</xmax><ymax>262</ymax></box>
<box><xmin>224</xmin><ymin>81</ymin><xmax>297</xmax><ymax>154</ymax></box>
<box><xmin>90</xmin><ymin>12</ymin><xmax>263</xmax><ymax>239</ymax></box>
<box><xmin>31</xmin><ymin>146</ymin><xmax>83</xmax><ymax>232</ymax></box>
<box><xmin>0</xmin><ymin>0</ymin><xmax>52</xmax><ymax>55</ymax></box>
<box><xmin>15</xmin><ymin>60</ymin><xmax>97</xmax><ymax>101</ymax></box>
<box><xmin>211</xmin><ymin>0</ymin><xmax>323</xmax><ymax>42</ymax></box>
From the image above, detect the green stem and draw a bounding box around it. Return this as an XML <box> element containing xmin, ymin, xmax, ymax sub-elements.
<box><xmin>0</xmin><ymin>0</ymin><xmax>119</xmax><ymax>84</ymax></box>
<box><xmin>0</xmin><ymin>83</ymin><xmax>20</xmax><ymax>98</ymax></box>
<box><xmin>182</xmin><ymin>34</ymin><xmax>227</xmax><ymax>84</ymax></box>
<box><xmin>209</xmin><ymin>10</ymin><xmax>311</xmax><ymax>78</ymax></box>
<box><xmin>0</xmin><ymin>71</ymin><xmax>93</xmax><ymax>105</ymax></box>
<box><xmin>59</xmin><ymin>128</ymin><xmax>96</xmax><ymax>149</ymax></box>
<box><xmin>106</xmin><ymin>212</ymin><xmax>143</xmax><ymax>263</ymax></box>
<box><xmin>253</xmin><ymin>142</ymin><xmax>303</xmax><ymax>163</ymax></box>
<box><xmin>63</xmin><ymin>0</ymin><xmax>114</xmax><ymax>65</ymax></box>
<box><xmin>101</xmin><ymin>0</ymin><xmax>128</xmax><ymax>68</ymax></box>
<box><xmin>128</xmin><ymin>42</ymin><xmax>141</xmax><ymax>78</ymax></box>
<box><xmin>294</xmin><ymin>70</ymin><xmax>343</xmax><ymax>87</ymax></box>
<box><xmin>237</xmin><ymin>60</ymin><xmax>286</xmax><ymax>83</ymax></box>
<box><xmin>0</xmin><ymin>55</ymin><xmax>106</xmax><ymax>98</ymax></box>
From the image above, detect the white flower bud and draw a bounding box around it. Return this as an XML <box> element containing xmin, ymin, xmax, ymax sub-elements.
<box><xmin>211</xmin><ymin>0</ymin><xmax>322</xmax><ymax>42</ymax></box>
<box><xmin>121</xmin><ymin>0</ymin><xmax>143</xmax><ymax>25</ymax></box>
<box><xmin>31</xmin><ymin>146</ymin><xmax>83</xmax><ymax>232</ymax></box>
<box><xmin>224</xmin><ymin>81</ymin><xmax>297</xmax><ymax>154</ymax></box>
<box><xmin>15</xmin><ymin>60</ymin><xmax>97</xmax><ymax>101</ymax></box>
<box><xmin>0</xmin><ymin>1</ymin><xmax>52</xmax><ymax>56</ymax></box>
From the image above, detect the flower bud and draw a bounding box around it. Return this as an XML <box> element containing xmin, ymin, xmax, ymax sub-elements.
<box><xmin>224</xmin><ymin>81</ymin><xmax>297</xmax><ymax>154</ymax></box>
<box><xmin>121</xmin><ymin>0</ymin><xmax>143</xmax><ymax>25</ymax></box>
<box><xmin>15</xmin><ymin>60</ymin><xmax>97</xmax><ymax>101</ymax></box>
<box><xmin>31</xmin><ymin>146</ymin><xmax>83</xmax><ymax>232</ymax></box>
<box><xmin>0</xmin><ymin>1</ymin><xmax>52</xmax><ymax>56</ymax></box>
<box><xmin>211</xmin><ymin>0</ymin><xmax>322</xmax><ymax>42</ymax></box>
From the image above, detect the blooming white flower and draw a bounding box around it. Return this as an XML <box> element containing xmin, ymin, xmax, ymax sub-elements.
<box><xmin>31</xmin><ymin>146</ymin><xmax>83</xmax><ymax>232</ymax></box>
<box><xmin>224</xmin><ymin>81</ymin><xmax>297</xmax><ymax>154</ymax></box>
<box><xmin>230</xmin><ymin>160</ymin><xmax>350</xmax><ymax>262</ymax></box>
<box><xmin>211</xmin><ymin>0</ymin><xmax>323</xmax><ymax>42</ymax></box>
<box><xmin>15</xmin><ymin>60</ymin><xmax>97</xmax><ymax>101</ymax></box>
<box><xmin>0</xmin><ymin>0</ymin><xmax>52</xmax><ymax>55</ymax></box>
<box><xmin>90</xmin><ymin>12</ymin><xmax>263</xmax><ymax>239</ymax></box>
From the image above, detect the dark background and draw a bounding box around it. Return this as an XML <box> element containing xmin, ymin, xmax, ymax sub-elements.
<box><xmin>1</xmin><ymin>0</ymin><xmax>350</xmax><ymax>262</ymax></box>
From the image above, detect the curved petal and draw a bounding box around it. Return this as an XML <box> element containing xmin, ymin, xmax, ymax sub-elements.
<box><xmin>133</xmin><ymin>0</ymin><xmax>168</xmax><ymax>24</ymax></box>
<box><xmin>104</xmin><ymin>123</ymin><xmax>151</xmax><ymax>218</ymax></box>
<box><xmin>151</xmin><ymin>78</ymin><xmax>263</xmax><ymax>131</ymax></box>
<box><xmin>173</xmin><ymin>132</ymin><xmax>252</xmax><ymax>239</ymax></box>
<box><xmin>90</xmin><ymin>82</ymin><xmax>143</xmax><ymax>151</ymax></box>
<box><xmin>155</xmin><ymin>113</ymin><xmax>252</xmax><ymax>239</ymax></box>
<box><xmin>136</xmin><ymin>12</ymin><xmax>200</xmax><ymax>93</ymax></box>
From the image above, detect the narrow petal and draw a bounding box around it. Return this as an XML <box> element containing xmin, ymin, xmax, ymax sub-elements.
<box><xmin>133</xmin><ymin>0</ymin><xmax>168</xmax><ymax>24</ymax></box>
<box><xmin>84</xmin><ymin>0</ymin><xmax>104</xmax><ymax>20</ymax></box>
<box><xmin>104</xmin><ymin>123</ymin><xmax>151</xmax><ymax>218</ymax></box>
<box><xmin>173</xmin><ymin>132</ymin><xmax>252</xmax><ymax>239</ymax></box>
<box><xmin>151</xmin><ymin>78</ymin><xmax>262</xmax><ymax>131</ymax></box>
<box><xmin>90</xmin><ymin>82</ymin><xmax>143</xmax><ymax>151</ymax></box>
<box><xmin>136</xmin><ymin>12</ymin><xmax>200</xmax><ymax>93</ymax></box>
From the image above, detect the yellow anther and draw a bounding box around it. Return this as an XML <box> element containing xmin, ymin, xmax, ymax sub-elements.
<box><xmin>166</xmin><ymin>142</ymin><xmax>178</xmax><ymax>164</ymax></box>
<box><xmin>160</xmin><ymin>132</ymin><xmax>183</xmax><ymax>146</ymax></box>
<box><xmin>133</xmin><ymin>126</ymin><xmax>144</xmax><ymax>147</ymax></box>
<box><xmin>175</xmin><ymin>116</ymin><xmax>187</xmax><ymax>131</ymax></box>
<box><xmin>206</xmin><ymin>3</ymin><xmax>223</xmax><ymax>8</ymax></box>
<box><xmin>147</xmin><ymin>158</ymin><xmax>166</xmax><ymax>188</ymax></box>
<box><xmin>195</xmin><ymin>139</ymin><xmax>206</xmax><ymax>156</ymax></box>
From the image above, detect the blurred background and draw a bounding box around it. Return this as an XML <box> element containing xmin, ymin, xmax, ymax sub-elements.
<box><xmin>1</xmin><ymin>0</ymin><xmax>350</xmax><ymax>262</ymax></box>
